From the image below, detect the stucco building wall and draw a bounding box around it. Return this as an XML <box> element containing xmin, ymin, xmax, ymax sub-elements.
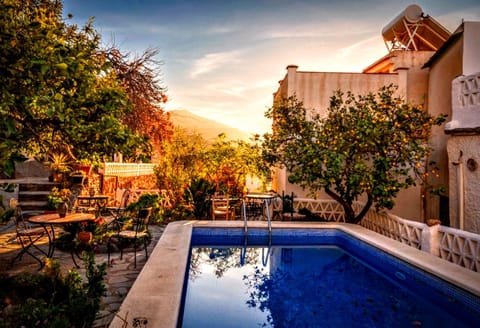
<box><xmin>430</xmin><ymin>22</ymin><xmax>480</xmax><ymax>233</ymax></box>
<box><xmin>447</xmin><ymin>136</ymin><xmax>480</xmax><ymax>233</ymax></box>
<box><xmin>424</xmin><ymin>32</ymin><xmax>463</xmax><ymax>222</ymax></box>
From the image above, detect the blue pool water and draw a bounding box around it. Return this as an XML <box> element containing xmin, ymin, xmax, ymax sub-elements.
<box><xmin>179</xmin><ymin>228</ymin><xmax>480</xmax><ymax>328</ymax></box>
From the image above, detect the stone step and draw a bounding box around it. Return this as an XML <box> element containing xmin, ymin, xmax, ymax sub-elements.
<box><xmin>16</xmin><ymin>182</ymin><xmax>60</xmax><ymax>213</ymax></box>
<box><xmin>18</xmin><ymin>201</ymin><xmax>49</xmax><ymax>210</ymax></box>
<box><xmin>18</xmin><ymin>191</ymin><xmax>50</xmax><ymax>202</ymax></box>
<box><xmin>19</xmin><ymin>182</ymin><xmax>59</xmax><ymax>192</ymax></box>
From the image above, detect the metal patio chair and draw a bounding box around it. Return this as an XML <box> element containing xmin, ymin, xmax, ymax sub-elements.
<box><xmin>107</xmin><ymin>207</ymin><xmax>153</xmax><ymax>268</ymax></box>
<box><xmin>103</xmin><ymin>188</ymin><xmax>131</xmax><ymax>227</ymax></box>
<box><xmin>10</xmin><ymin>207</ymin><xmax>49</xmax><ymax>269</ymax></box>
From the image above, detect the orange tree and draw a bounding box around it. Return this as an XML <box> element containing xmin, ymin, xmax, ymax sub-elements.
<box><xmin>262</xmin><ymin>85</ymin><xmax>446</xmax><ymax>224</ymax></box>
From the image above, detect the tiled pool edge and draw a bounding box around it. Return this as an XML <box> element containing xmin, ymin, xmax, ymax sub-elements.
<box><xmin>109</xmin><ymin>221</ymin><xmax>480</xmax><ymax>328</ymax></box>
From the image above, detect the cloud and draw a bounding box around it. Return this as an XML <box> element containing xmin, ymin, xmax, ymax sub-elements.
<box><xmin>205</xmin><ymin>25</ymin><xmax>238</xmax><ymax>35</ymax></box>
<box><xmin>190</xmin><ymin>50</ymin><xmax>243</xmax><ymax>78</ymax></box>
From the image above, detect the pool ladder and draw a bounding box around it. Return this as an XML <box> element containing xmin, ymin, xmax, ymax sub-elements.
<box><xmin>242</xmin><ymin>199</ymin><xmax>272</xmax><ymax>240</ymax></box>
<box><xmin>241</xmin><ymin>199</ymin><xmax>272</xmax><ymax>266</ymax></box>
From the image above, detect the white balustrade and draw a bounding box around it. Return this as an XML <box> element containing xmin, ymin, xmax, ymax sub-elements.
<box><xmin>288</xmin><ymin>197</ymin><xmax>479</xmax><ymax>272</ymax></box>
<box><xmin>438</xmin><ymin>226</ymin><xmax>480</xmax><ymax>272</ymax></box>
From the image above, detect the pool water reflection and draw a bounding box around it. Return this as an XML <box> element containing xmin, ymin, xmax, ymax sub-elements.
<box><xmin>181</xmin><ymin>244</ymin><xmax>477</xmax><ymax>328</ymax></box>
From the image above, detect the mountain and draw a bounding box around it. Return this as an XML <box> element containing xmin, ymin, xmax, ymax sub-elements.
<box><xmin>168</xmin><ymin>110</ymin><xmax>254</xmax><ymax>141</ymax></box>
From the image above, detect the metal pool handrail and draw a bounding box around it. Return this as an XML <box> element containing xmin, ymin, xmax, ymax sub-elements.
<box><xmin>264</xmin><ymin>198</ymin><xmax>272</xmax><ymax>242</ymax></box>
<box><xmin>241</xmin><ymin>198</ymin><xmax>273</xmax><ymax>242</ymax></box>
<box><xmin>242</xmin><ymin>199</ymin><xmax>248</xmax><ymax>236</ymax></box>
<box><xmin>240</xmin><ymin>198</ymin><xmax>272</xmax><ymax>267</ymax></box>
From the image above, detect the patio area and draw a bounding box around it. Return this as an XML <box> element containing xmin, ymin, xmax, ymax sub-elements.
<box><xmin>0</xmin><ymin>221</ymin><xmax>165</xmax><ymax>327</ymax></box>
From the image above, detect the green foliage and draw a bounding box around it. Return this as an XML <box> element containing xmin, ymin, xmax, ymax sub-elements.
<box><xmin>263</xmin><ymin>85</ymin><xmax>446</xmax><ymax>224</ymax></box>
<box><xmin>185</xmin><ymin>177</ymin><xmax>216</xmax><ymax>219</ymax></box>
<box><xmin>202</xmin><ymin>133</ymin><xmax>270</xmax><ymax>196</ymax></box>
<box><xmin>0</xmin><ymin>253</ymin><xmax>106</xmax><ymax>328</ymax></box>
<box><xmin>0</xmin><ymin>208</ymin><xmax>14</xmax><ymax>223</ymax></box>
<box><xmin>126</xmin><ymin>192</ymin><xmax>165</xmax><ymax>223</ymax></box>
<box><xmin>0</xmin><ymin>183</ymin><xmax>16</xmax><ymax>222</ymax></box>
<box><xmin>47</xmin><ymin>187</ymin><xmax>71</xmax><ymax>210</ymax></box>
<box><xmin>155</xmin><ymin>128</ymin><xmax>270</xmax><ymax>218</ymax></box>
<box><xmin>0</xmin><ymin>0</ymin><xmax>151</xmax><ymax>175</ymax></box>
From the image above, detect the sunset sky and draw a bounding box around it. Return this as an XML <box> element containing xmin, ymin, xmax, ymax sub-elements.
<box><xmin>62</xmin><ymin>0</ymin><xmax>480</xmax><ymax>134</ymax></box>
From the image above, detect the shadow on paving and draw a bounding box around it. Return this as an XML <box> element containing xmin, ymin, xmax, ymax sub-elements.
<box><xmin>0</xmin><ymin>222</ymin><xmax>165</xmax><ymax>327</ymax></box>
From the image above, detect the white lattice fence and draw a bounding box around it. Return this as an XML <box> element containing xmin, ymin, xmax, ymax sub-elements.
<box><xmin>129</xmin><ymin>189</ymin><xmax>172</xmax><ymax>209</ymax></box>
<box><xmin>294</xmin><ymin>198</ymin><xmax>346</xmax><ymax>222</ymax></box>
<box><xmin>438</xmin><ymin>226</ymin><xmax>480</xmax><ymax>272</ymax></box>
<box><xmin>361</xmin><ymin>211</ymin><xmax>424</xmax><ymax>249</ymax></box>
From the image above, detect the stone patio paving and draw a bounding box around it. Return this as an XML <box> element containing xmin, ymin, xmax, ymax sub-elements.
<box><xmin>0</xmin><ymin>221</ymin><xmax>165</xmax><ymax>327</ymax></box>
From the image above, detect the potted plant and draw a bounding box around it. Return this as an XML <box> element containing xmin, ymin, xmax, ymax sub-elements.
<box><xmin>47</xmin><ymin>187</ymin><xmax>72</xmax><ymax>216</ymax></box>
<box><xmin>74</xmin><ymin>158</ymin><xmax>93</xmax><ymax>176</ymax></box>
<box><xmin>47</xmin><ymin>153</ymin><xmax>72</xmax><ymax>183</ymax></box>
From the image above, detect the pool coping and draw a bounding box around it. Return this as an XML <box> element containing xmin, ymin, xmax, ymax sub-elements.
<box><xmin>109</xmin><ymin>221</ymin><xmax>480</xmax><ymax>328</ymax></box>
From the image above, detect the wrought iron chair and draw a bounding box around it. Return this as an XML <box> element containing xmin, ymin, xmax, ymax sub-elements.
<box><xmin>107</xmin><ymin>207</ymin><xmax>153</xmax><ymax>268</ymax></box>
<box><xmin>103</xmin><ymin>188</ymin><xmax>131</xmax><ymax>227</ymax></box>
<box><xmin>10</xmin><ymin>207</ymin><xmax>49</xmax><ymax>269</ymax></box>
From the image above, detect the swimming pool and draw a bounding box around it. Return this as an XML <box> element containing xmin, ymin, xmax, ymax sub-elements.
<box><xmin>109</xmin><ymin>221</ymin><xmax>480</xmax><ymax>328</ymax></box>
<box><xmin>180</xmin><ymin>228</ymin><xmax>479</xmax><ymax>327</ymax></box>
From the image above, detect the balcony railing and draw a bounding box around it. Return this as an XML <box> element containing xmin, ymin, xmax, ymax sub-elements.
<box><xmin>102</xmin><ymin>163</ymin><xmax>156</xmax><ymax>177</ymax></box>
<box><xmin>445</xmin><ymin>71</ymin><xmax>480</xmax><ymax>132</ymax></box>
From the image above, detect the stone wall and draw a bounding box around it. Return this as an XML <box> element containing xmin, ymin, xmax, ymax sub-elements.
<box><xmin>101</xmin><ymin>175</ymin><xmax>157</xmax><ymax>202</ymax></box>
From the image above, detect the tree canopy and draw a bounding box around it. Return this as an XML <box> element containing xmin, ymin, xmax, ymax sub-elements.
<box><xmin>262</xmin><ymin>85</ymin><xmax>446</xmax><ymax>224</ymax></box>
<box><xmin>155</xmin><ymin>129</ymin><xmax>270</xmax><ymax>217</ymax></box>
<box><xmin>0</xmin><ymin>0</ymin><xmax>168</xmax><ymax>176</ymax></box>
<box><xmin>105</xmin><ymin>47</ymin><xmax>173</xmax><ymax>152</ymax></box>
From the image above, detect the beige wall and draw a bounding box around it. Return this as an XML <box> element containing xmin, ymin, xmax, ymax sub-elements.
<box><xmin>447</xmin><ymin>136</ymin><xmax>480</xmax><ymax>234</ymax></box>
<box><xmin>278</xmin><ymin>67</ymin><xmax>399</xmax><ymax>114</ymax></box>
<box><xmin>462</xmin><ymin>22</ymin><xmax>480</xmax><ymax>74</ymax></box>
<box><xmin>426</xmin><ymin>34</ymin><xmax>463</xmax><ymax>221</ymax></box>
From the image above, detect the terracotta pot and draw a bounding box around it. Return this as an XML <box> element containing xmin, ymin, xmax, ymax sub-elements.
<box><xmin>77</xmin><ymin>231</ymin><xmax>93</xmax><ymax>243</ymax></box>
<box><xmin>76</xmin><ymin>164</ymin><xmax>91</xmax><ymax>176</ymax></box>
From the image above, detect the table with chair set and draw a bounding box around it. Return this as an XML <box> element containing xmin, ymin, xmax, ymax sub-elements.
<box><xmin>10</xmin><ymin>209</ymin><xmax>95</xmax><ymax>269</ymax></box>
<box><xmin>209</xmin><ymin>192</ymin><xmax>279</xmax><ymax>222</ymax></box>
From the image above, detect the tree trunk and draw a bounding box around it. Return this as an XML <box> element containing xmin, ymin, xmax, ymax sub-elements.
<box><xmin>324</xmin><ymin>188</ymin><xmax>373</xmax><ymax>224</ymax></box>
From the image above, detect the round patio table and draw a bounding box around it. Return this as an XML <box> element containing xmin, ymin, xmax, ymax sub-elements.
<box><xmin>245</xmin><ymin>193</ymin><xmax>278</xmax><ymax>221</ymax></box>
<box><xmin>29</xmin><ymin>212</ymin><xmax>95</xmax><ymax>267</ymax></box>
